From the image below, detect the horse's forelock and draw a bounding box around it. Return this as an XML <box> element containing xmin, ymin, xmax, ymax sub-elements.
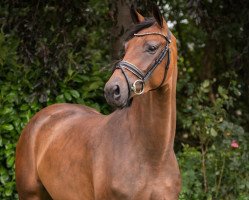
<box><xmin>124</xmin><ymin>18</ymin><xmax>156</xmax><ymax>41</ymax></box>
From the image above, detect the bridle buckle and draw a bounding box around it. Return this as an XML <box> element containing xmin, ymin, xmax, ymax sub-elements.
<box><xmin>131</xmin><ymin>79</ymin><xmax>144</xmax><ymax>95</ymax></box>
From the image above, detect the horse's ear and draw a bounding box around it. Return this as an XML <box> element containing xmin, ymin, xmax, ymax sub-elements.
<box><xmin>130</xmin><ymin>5</ymin><xmax>145</xmax><ymax>24</ymax></box>
<box><xmin>152</xmin><ymin>4</ymin><xmax>163</xmax><ymax>28</ymax></box>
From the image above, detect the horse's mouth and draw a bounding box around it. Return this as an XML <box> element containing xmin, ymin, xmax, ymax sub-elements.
<box><xmin>116</xmin><ymin>98</ymin><xmax>133</xmax><ymax>109</ymax></box>
<box><xmin>105</xmin><ymin>94</ymin><xmax>132</xmax><ymax>109</ymax></box>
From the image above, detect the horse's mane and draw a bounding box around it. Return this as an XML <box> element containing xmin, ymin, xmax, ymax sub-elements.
<box><xmin>124</xmin><ymin>18</ymin><xmax>156</xmax><ymax>41</ymax></box>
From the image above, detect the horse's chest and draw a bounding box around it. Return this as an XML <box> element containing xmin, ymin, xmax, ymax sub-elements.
<box><xmin>93</xmin><ymin>133</ymin><xmax>180</xmax><ymax>199</ymax></box>
<box><xmin>110</xmin><ymin>173</ymin><xmax>176</xmax><ymax>200</ymax></box>
<box><xmin>108</xmin><ymin>163</ymin><xmax>178</xmax><ymax>200</ymax></box>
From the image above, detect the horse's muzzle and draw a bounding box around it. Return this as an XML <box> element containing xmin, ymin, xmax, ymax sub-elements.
<box><xmin>104</xmin><ymin>78</ymin><xmax>129</xmax><ymax>108</ymax></box>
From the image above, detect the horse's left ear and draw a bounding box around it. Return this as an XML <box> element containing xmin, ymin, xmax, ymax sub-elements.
<box><xmin>130</xmin><ymin>5</ymin><xmax>145</xmax><ymax>24</ymax></box>
<box><xmin>152</xmin><ymin>4</ymin><xmax>163</xmax><ymax>28</ymax></box>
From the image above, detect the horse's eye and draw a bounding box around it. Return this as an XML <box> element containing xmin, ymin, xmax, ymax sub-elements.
<box><xmin>147</xmin><ymin>45</ymin><xmax>158</xmax><ymax>54</ymax></box>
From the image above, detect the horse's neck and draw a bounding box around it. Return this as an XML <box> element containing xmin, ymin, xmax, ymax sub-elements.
<box><xmin>128</xmin><ymin>80</ymin><xmax>176</xmax><ymax>163</ymax></box>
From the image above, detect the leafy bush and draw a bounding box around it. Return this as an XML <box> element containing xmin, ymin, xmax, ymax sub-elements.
<box><xmin>0</xmin><ymin>31</ymin><xmax>39</xmax><ymax>199</ymax></box>
<box><xmin>177</xmin><ymin>65</ymin><xmax>249</xmax><ymax>199</ymax></box>
<box><xmin>0</xmin><ymin>1</ymin><xmax>111</xmax><ymax>199</ymax></box>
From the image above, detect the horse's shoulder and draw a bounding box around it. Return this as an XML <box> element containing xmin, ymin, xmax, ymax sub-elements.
<box><xmin>38</xmin><ymin>103</ymin><xmax>100</xmax><ymax>117</ymax></box>
<box><xmin>25</xmin><ymin>103</ymin><xmax>101</xmax><ymax>131</ymax></box>
<box><xmin>45</xmin><ymin>103</ymin><xmax>101</xmax><ymax>114</ymax></box>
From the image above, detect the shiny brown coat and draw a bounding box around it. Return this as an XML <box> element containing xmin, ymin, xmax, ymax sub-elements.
<box><xmin>15</xmin><ymin>6</ymin><xmax>181</xmax><ymax>200</ymax></box>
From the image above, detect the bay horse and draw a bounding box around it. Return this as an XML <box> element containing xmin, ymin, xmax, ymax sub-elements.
<box><xmin>15</xmin><ymin>5</ymin><xmax>181</xmax><ymax>200</ymax></box>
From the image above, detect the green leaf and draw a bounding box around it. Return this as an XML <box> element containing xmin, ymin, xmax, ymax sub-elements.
<box><xmin>5</xmin><ymin>188</ymin><xmax>12</xmax><ymax>196</ymax></box>
<box><xmin>1</xmin><ymin>124</ymin><xmax>14</xmax><ymax>131</ymax></box>
<box><xmin>202</xmin><ymin>80</ymin><xmax>210</xmax><ymax>88</ymax></box>
<box><xmin>218</xmin><ymin>86</ymin><xmax>228</xmax><ymax>99</ymax></box>
<box><xmin>56</xmin><ymin>94</ymin><xmax>65</xmax><ymax>103</ymax></box>
<box><xmin>0</xmin><ymin>169</ymin><xmax>9</xmax><ymax>184</ymax></box>
<box><xmin>0</xmin><ymin>107</ymin><xmax>14</xmax><ymax>115</ymax></box>
<box><xmin>20</xmin><ymin>104</ymin><xmax>29</xmax><ymax>111</ymax></box>
<box><xmin>70</xmin><ymin>90</ymin><xmax>80</xmax><ymax>99</ymax></box>
<box><xmin>64</xmin><ymin>92</ymin><xmax>72</xmax><ymax>101</ymax></box>
<box><xmin>210</xmin><ymin>128</ymin><xmax>217</xmax><ymax>137</ymax></box>
<box><xmin>6</xmin><ymin>92</ymin><xmax>17</xmax><ymax>103</ymax></box>
<box><xmin>7</xmin><ymin>157</ymin><xmax>15</xmax><ymax>168</ymax></box>
<box><xmin>67</xmin><ymin>66</ymin><xmax>74</xmax><ymax>76</ymax></box>
<box><xmin>88</xmin><ymin>82</ymin><xmax>100</xmax><ymax>91</ymax></box>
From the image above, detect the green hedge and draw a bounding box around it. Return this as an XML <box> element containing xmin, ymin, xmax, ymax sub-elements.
<box><xmin>0</xmin><ymin>1</ymin><xmax>111</xmax><ymax>199</ymax></box>
<box><xmin>177</xmin><ymin>65</ymin><xmax>249</xmax><ymax>199</ymax></box>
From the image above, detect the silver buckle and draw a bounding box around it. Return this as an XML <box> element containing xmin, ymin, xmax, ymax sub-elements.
<box><xmin>131</xmin><ymin>79</ymin><xmax>144</xmax><ymax>95</ymax></box>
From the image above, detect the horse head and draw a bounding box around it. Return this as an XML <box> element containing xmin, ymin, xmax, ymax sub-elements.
<box><xmin>104</xmin><ymin>5</ymin><xmax>175</xmax><ymax>108</ymax></box>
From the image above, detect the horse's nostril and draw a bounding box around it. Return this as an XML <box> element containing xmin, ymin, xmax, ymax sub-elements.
<box><xmin>114</xmin><ymin>85</ymin><xmax>120</xmax><ymax>95</ymax></box>
<box><xmin>113</xmin><ymin>85</ymin><xmax>121</xmax><ymax>100</ymax></box>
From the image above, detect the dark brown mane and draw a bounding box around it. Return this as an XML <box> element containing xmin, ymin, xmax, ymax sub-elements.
<box><xmin>125</xmin><ymin>18</ymin><xmax>156</xmax><ymax>41</ymax></box>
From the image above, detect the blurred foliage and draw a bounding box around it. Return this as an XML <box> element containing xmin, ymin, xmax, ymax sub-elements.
<box><xmin>177</xmin><ymin>71</ymin><xmax>249</xmax><ymax>199</ymax></box>
<box><xmin>0</xmin><ymin>1</ymin><xmax>111</xmax><ymax>199</ymax></box>
<box><xmin>161</xmin><ymin>0</ymin><xmax>249</xmax><ymax>199</ymax></box>
<box><xmin>0</xmin><ymin>0</ymin><xmax>248</xmax><ymax>199</ymax></box>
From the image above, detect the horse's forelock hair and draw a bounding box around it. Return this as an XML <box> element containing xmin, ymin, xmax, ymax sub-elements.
<box><xmin>124</xmin><ymin>18</ymin><xmax>156</xmax><ymax>41</ymax></box>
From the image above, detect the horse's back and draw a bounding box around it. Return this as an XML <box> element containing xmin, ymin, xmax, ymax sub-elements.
<box><xmin>15</xmin><ymin>103</ymin><xmax>102</xmax><ymax>200</ymax></box>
